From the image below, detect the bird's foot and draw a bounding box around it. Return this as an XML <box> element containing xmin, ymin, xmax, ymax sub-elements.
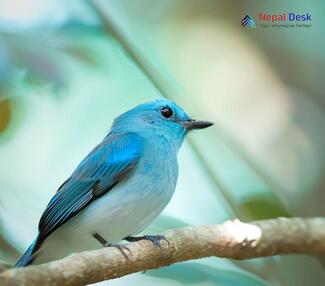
<box><xmin>92</xmin><ymin>232</ymin><xmax>131</xmax><ymax>259</ymax></box>
<box><xmin>104</xmin><ymin>243</ymin><xmax>131</xmax><ymax>259</ymax></box>
<box><xmin>124</xmin><ymin>235</ymin><xmax>170</xmax><ymax>249</ymax></box>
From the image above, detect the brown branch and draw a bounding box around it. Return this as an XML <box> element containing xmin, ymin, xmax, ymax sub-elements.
<box><xmin>1</xmin><ymin>217</ymin><xmax>325</xmax><ymax>286</ymax></box>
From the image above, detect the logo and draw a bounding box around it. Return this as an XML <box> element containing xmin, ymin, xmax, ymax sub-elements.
<box><xmin>241</xmin><ymin>13</ymin><xmax>312</xmax><ymax>29</ymax></box>
<box><xmin>259</xmin><ymin>12</ymin><xmax>312</xmax><ymax>28</ymax></box>
<box><xmin>259</xmin><ymin>12</ymin><xmax>311</xmax><ymax>22</ymax></box>
<box><xmin>241</xmin><ymin>15</ymin><xmax>256</xmax><ymax>28</ymax></box>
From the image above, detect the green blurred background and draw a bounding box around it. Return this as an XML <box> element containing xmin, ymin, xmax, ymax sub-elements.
<box><xmin>0</xmin><ymin>0</ymin><xmax>324</xmax><ymax>285</ymax></box>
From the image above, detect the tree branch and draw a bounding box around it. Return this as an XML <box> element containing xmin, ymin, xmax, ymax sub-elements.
<box><xmin>1</xmin><ymin>217</ymin><xmax>325</xmax><ymax>286</ymax></box>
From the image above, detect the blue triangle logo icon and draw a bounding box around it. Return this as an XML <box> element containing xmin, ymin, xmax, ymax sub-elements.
<box><xmin>241</xmin><ymin>15</ymin><xmax>256</xmax><ymax>28</ymax></box>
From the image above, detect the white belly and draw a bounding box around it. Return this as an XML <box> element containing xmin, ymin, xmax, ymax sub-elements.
<box><xmin>32</xmin><ymin>165</ymin><xmax>177</xmax><ymax>265</ymax></box>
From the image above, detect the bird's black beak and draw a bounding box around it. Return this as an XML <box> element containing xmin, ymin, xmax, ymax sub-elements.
<box><xmin>181</xmin><ymin>119</ymin><xmax>214</xmax><ymax>130</ymax></box>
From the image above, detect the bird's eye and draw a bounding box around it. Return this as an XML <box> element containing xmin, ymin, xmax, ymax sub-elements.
<box><xmin>160</xmin><ymin>106</ymin><xmax>173</xmax><ymax>118</ymax></box>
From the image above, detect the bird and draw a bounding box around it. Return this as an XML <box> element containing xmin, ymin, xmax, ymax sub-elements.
<box><xmin>15</xmin><ymin>99</ymin><xmax>213</xmax><ymax>267</ymax></box>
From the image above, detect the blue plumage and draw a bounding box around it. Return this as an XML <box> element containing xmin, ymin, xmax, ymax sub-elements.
<box><xmin>15</xmin><ymin>239</ymin><xmax>38</xmax><ymax>267</ymax></box>
<box><xmin>16</xmin><ymin>99</ymin><xmax>212</xmax><ymax>267</ymax></box>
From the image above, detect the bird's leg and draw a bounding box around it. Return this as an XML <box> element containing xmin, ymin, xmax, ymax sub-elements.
<box><xmin>92</xmin><ymin>232</ymin><xmax>108</xmax><ymax>246</ymax></box>
<box><xmin>124</xmin><ymin>235</ymin><xmax>170</xmax><ymax>249</ymax></box>
<box><xmin>92</xmin><ymin>232</ymin><xmax>131</xmax><ymax>259</ymax></box>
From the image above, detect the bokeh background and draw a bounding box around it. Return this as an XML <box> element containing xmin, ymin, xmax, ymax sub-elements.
<box><xmin>0</xmin><ymin>0</ymin><xmax>324</xmax><ymax>285</ymax></box>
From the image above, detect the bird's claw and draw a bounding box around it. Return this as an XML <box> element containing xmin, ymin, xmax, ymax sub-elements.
<box><xmin>143</xmin><ymin>235</ymin><xmax>170</xmax><ymax>249</ymax></box>
<box><xmin>104</xmin><ymin>243</ymin><xmax>132</xmax><ymax>259</ymax></box>
<box><xmin>92</xmin><ymin>232</ymin><xmax>131</xmax><ymax>259</ymax></box>
<box><xmin>125</xmin><ymin>234</ymin><xmax>170</xmax><ymax>249</ymax></box>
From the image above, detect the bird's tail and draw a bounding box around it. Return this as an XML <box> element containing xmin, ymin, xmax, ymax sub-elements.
<box><xmin>15</xmin><ymin>239</ymin><xmax>37</xmax><ymax>268</ymax></box>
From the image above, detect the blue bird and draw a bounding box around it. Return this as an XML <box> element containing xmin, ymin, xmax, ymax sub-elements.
<box><xmin>15</xmin><ymin>99</ymin><xmax>213</xmax><ymax>267</ymax></box>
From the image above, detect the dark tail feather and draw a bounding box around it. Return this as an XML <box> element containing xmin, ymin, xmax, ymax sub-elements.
<box><xmin>15</xmin><ymin>240</ymin><xmax>37</xmax><ymax>268</ymax></box>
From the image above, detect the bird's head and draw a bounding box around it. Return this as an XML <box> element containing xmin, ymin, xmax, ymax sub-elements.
<box><xmin>112</xmin><ymin>99</ymin><xmax>213</xmax><ymax>150</ymax></box>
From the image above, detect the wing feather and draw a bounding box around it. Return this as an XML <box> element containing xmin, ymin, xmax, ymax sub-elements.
<box><xmin>34</xmin><ymin>132</ymin><xmax>142</xmax><ymax>255</ymax></box>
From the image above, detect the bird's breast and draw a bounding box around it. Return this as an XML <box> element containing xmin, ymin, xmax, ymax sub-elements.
<box><xmin>32</xmin><ymin>140</ymin><xmax>179</xmax><ymax>264</ymax></box>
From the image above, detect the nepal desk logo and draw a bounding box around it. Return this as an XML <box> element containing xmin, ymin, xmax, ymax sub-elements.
<box><xmin>241</xmin><ymin>15</ymin><xmax>256</xmax><ymax>28</ymax></box>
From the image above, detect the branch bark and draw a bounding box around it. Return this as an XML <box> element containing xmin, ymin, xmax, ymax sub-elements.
<box><xmin>1</xmin><ymin>217</ymin><xmax>325</xmax><ymax>286</ymax></box>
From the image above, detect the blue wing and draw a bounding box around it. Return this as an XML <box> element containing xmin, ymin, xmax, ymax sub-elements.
<box><xmin>15</xmin><ymin>132</ymin><xmax>142</xmax><ymax>267</ymax></box>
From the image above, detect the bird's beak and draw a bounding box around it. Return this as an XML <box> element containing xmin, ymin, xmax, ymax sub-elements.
<box><xmin>181</xmin><ymin>119</ymin><xmax>214</xmax><ymax>130</ymax></box>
